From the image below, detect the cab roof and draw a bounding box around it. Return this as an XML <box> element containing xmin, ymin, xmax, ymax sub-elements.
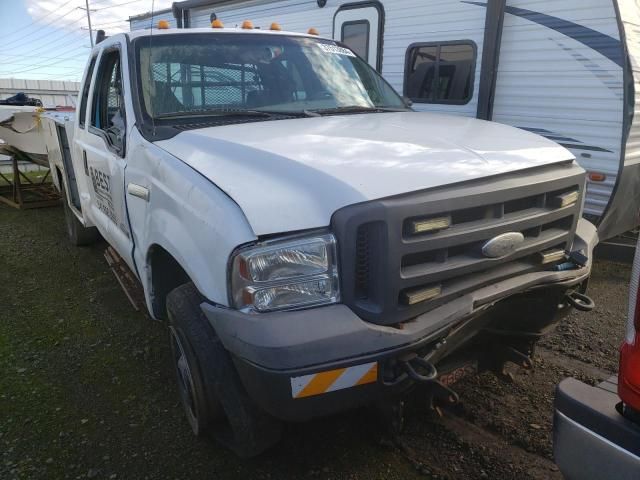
<box><xmin>122</xmin><ymin>27</ymin><xmax>328</xmax><ymax>42</ymax></box>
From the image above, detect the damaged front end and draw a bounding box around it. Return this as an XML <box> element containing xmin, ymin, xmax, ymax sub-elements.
<box><xmin>203</xmin><ymin>161</ymin><xmax>597</xmax><ymax>422</ymax></box>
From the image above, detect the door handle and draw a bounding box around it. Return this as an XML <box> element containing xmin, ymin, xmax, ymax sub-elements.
<box><xmin>127</xmin><ymin>183</ymin><xmax>149</xmax><ymax>201</ymax></box>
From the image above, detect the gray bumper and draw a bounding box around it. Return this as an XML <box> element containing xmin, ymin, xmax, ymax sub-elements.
<box><xmin>202</xmin><ymin>219</ymin><xmax>597</xmax><ymax>371</ymax></box>
<box><xmin>554</xmin><ymin>378</ymin><xmax>640</xmax><ymax>480</ymax></box>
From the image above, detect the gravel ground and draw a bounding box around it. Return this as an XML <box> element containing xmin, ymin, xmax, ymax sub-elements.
<box><xmin>0</xmin><ymin>204</ymin><xmax>631</xmax><ymax>480</ymax></box>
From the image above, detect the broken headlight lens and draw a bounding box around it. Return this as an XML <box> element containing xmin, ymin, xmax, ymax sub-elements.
<box><xmin>230</xmin><ymin>233</ymin><xmax>339</xmax><ymax>312</ymax></box>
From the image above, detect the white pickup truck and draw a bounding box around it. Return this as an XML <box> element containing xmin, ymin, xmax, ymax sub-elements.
<box><xmin>43</xmin><ymin>24</ymin><xmax>598</xmax><ymax>456</ymax></box>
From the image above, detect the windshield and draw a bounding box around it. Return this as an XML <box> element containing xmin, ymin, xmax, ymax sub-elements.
<box><xmin>135</xmin><ymin>33</ymin><xmax>407</xmax><ymax>122</ymax></box>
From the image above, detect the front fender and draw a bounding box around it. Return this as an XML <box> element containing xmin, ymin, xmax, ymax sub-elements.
<box><xmin>125</xmin><ymin>134</ymin><xmax>256</xmax><ymax>311</ymax></box>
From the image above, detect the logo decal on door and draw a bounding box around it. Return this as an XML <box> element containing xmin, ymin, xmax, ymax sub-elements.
<box><xmin>89</xmin><ymin>166</ymin><xmax>118</xmax><ymax>225</ymax></box>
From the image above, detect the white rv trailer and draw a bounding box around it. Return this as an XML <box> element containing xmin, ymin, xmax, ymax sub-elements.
<box><xmin>129</xmin><ymin>0</ymin><xmax>640</xmax><ymax>240</ymax></box>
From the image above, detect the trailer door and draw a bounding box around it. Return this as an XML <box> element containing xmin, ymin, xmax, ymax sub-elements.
<box><xmin>333</xmin><ymin>3</ymin><xmax>383</xmax><ymax>71</ymax></box>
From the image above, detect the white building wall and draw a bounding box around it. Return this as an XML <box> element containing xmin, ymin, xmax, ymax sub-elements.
<box><xmin>0</xmin><ymin>78</ymin><xmax>79</xmax><ymax>108</ymax></box>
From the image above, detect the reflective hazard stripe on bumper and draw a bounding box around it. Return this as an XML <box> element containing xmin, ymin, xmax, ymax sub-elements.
<box><xmin>291</xmin><ymin>362</ymin><xmax>378</xmax><ymax>399</ymax></box>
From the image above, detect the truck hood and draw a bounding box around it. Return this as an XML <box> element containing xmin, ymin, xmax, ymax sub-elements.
<box><xmin>156</xmin><ymin>112</ymin><xmax>573</xmax><ymax>236</ymax></box>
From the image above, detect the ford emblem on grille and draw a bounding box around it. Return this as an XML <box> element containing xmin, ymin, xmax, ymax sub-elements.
<box><xmin>481</xmin><ymin>232</ymin><xmax>525</xmax><ymax>258</ymax></box>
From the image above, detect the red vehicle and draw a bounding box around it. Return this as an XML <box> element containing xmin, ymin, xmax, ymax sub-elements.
<box><xmin>554</xmin><ymin>238</ymin><xmax>640</xmax><ymax>479</ymax></box>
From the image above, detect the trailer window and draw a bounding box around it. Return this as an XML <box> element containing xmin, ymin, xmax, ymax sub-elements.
<box><xmin>404</xmin><ymin>42</ymin><xmax>476</xmax><ymax>105</ymax></box>
<box><xmin>341</xmin><ymin>20</ymin><xmax>370</xmax><ymax>61</ymax></box>
<box><xmin>79</xmin><ymin>56</ymin><xmax>97</xmax><ymax>129</ymax></box>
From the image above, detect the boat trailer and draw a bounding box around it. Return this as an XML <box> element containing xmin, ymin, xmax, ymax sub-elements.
<box><xmin>0</xmin><ymin>146</ymin><xmax>60</xmax><ymax>209</ymax></box>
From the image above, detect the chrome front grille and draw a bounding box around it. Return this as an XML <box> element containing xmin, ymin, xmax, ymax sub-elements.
<box><xmin>332</xmin><ymin>162</ymin><xmax>585</xmax><ymax>326</ymax></box>
<box><xmin>399</xmin><ymin>187</ymin><xmax>577</xmax><ymax>286</ymax></box>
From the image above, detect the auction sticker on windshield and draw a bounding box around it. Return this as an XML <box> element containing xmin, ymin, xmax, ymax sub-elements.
<box><xmin>316</xmin><ymin>43</ymin><xmax>356</xmax><ymax>57</ymax></box>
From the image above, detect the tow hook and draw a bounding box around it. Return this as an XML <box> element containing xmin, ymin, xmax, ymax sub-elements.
<box><xmin>381</xmin><ymin>354</ymin><xmax>434</xmax><ymax>387</ymax></box>
<box><xmin>424</xmin><ymin>380</ymin><xmax>460</xmax><ymax>415</ymax></box>
<box><xmin>502</xmin><ymin>345</ymin><xmax>533</xmax><ymax>369</ymax></box>
<box><xmin>401</xmin><ymin>355</ymin><xmax>459</xmax><ymax>411</ymax></box>
<box><xmin>401</xmin><ymin>356</ymin><xmax>438</xmax><ymax>383</ymax></box>
<box><xmin>565</xmin><ymin>290</ymin><xmax>595</xmax><ymax>312</ymax></box>
<box><xmin>490</xmin><ymin>344</ymin><xmax>534</xmax><ymax>382</ymax></box>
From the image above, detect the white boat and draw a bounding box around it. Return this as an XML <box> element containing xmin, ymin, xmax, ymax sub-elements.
<box><xmin>0</xmin><ymin>105</ymin><xmax>49</xmax><ymax>166</ymax></box>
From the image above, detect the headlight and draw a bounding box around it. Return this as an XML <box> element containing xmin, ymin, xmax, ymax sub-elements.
<box><xmin>230</xmin><ymin>233</ymin><xmax>339</xmax><ymax>312</ymax></box>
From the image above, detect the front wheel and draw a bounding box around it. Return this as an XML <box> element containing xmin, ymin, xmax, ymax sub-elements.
<box><xmin>166</xmin><ymin>282</ymin><xmax>282</xmax><ymax>457</ymax></box>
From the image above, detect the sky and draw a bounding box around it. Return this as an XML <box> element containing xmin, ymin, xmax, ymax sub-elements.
<box><xmin>0</xmin><ymin>0</ymin><xmax>173</xmax><ymax>82</ymax></box>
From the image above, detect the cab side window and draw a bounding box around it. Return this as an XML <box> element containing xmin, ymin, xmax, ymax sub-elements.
<box><xmin>78</xmin><ymin>56</ymin><xmax>97</xmax><ymax>128</ymax></box>
<box><xmin>90</xmin><ymin>49</ymin><xmax>126</xmax><ymax>154</ymax></box>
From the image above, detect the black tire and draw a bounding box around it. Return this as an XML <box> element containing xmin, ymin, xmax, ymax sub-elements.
<box><xmin>61</xmin><ymin>182</ymin><xmax>99</xmax><ymax>246</ymax></box>
<box><xmin>166</xmin><ymin>282</ymin><xmax>282</xmax><ymax>457</ymax></box>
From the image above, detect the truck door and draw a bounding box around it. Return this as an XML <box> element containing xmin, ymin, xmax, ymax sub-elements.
<box><xmin>75</xmin><ymin>46</ymin><xmax>134</xmax><ymax>269</ymax></box>
<box><xmin>333</xmin><ymin>3</ymin><xmax>383</xmax><ymax>71</ymax></box>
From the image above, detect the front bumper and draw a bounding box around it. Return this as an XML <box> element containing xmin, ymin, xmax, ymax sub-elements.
<box><xmin>202</xmin><ymin>220</ymin><xmax>597</xmax><ymax>421</ymax></box>
<box><xmin>554</xmin><ymin>377</ymin><xmax>640</xmax><ymax>480</ymax></box>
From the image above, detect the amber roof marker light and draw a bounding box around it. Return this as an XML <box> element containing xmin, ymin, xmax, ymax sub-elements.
<box><xmin>157</xmin><ymin>20</ymin><xmax>170</xmax><ymax>29</ymax></box>
<box><xmin>242</xmin><ymin>20</ymin><xmax>254</xmax><ymax>29</ymax></box>
<box><xmin>211</xmin><ymin>19</ymin><xmax>224</xmax><ymax>28</ymax></box>
<box><xmin>308</xmin><ymin>27</ymin><xmax>319</xmax><ymax>35</ymax></box>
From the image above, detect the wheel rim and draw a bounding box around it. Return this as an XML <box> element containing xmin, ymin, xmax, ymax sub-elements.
<box><xmin>169</xmin><ymin>326</ymin><xmax>199</xmax><ymax>432</ymax></box>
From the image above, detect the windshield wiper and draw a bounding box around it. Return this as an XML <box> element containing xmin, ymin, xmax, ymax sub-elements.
<box><xmin>252</xmin><ymin>109</ymin><xmax>321</xmax><ymax>118</ymax></box>
<box><xmin>155</xmin><ymin>109</ymin><xmax>321</xmax><ymax>120</ymax></box>
<box><xmin>155</xmin><ymin>109</ymin><xmax>275</xmax><ymax>120</ymax></box>
<box><xmin>311</xmin><ymin>106</ymin><xmax>409</xmax><ymax>115</ymax></box>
